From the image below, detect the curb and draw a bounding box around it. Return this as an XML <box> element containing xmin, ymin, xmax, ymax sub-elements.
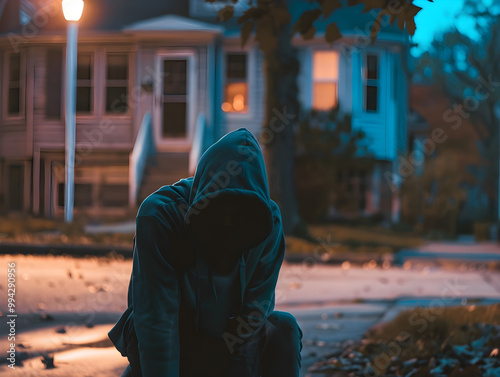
<box><xmin>396</xmin><ymin>248</ymin><xmax>500</xmax><ymax>265</ymax></box>
<box><xmin>0</xmin><ymin>242</ymin><xmax>133</xmax><ymax>258</ymax></box>
<box><xmin>285</xmin><ymin>252</ymin><xmax>394</xmax><ymax>266</ymax></box>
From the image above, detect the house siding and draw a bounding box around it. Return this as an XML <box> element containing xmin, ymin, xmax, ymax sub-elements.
<box><xmin>30</xmin><ymin>44</ymin><xmax>136</xmax><ymax>152</ymax></box>
<box><xmin>0</xmin><ymin>48</ymin><xmax>29</xmax><ymax>159</ymax></box>
<box><xmin>0</xmin><ymin>5</ymin><xmax>409</xmax><ymax>219</ymax></box>
<box><xmin>350</xmin><ymin>46</ymin><xmax>397</xmax><ymax>161</ymax></box>
<box><xmin>395</xmin><ymin>51</ymin><xmax>408</xmax><ymax>155</ymax></box>
<box><xmin>297</xmin><ymin>43</ymin><xmax>404</xmax><ymax>162</ymax></box>
<box><xmin>339</xmin><ymin>46</ymin><xmax>353</xmax><ymax>115</ymax></box>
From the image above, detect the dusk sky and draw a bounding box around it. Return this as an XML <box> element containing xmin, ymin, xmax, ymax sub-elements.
<box><xmin>411</xmin><ymin>0</ymin><xmax>497</xmax><ymax>56</ymax></box>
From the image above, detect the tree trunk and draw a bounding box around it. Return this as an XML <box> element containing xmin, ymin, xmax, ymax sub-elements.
<box><xmin>260</xmin><ymin>0</ymin><xmax>301</xmax><ymax>234</ymax></box>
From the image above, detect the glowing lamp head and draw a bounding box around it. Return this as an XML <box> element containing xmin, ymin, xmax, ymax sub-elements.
<box><xmin>62</xmin><ymin>0</ymin><xmax>84</xmax><ymax>22</ymax></box>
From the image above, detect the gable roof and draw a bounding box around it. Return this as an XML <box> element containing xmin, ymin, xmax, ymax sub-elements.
<box><xmin>124</xmin><ymin>14</ymin><xmax>223</xmax><ymax>34</ymax></box>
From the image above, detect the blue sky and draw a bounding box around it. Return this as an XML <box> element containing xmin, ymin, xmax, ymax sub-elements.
<box><xmin>411</xmin><ymin>0</ymin><xmax>494</xmax><ymax>56</ymax></box>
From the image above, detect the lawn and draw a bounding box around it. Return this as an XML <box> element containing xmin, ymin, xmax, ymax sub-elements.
<box><xmin>310</xmin><ymin>304</ymin><xmax>500</xmax><ymax>376</ymax></box>
<box><xmin>0</xmin><ymin>216</ymin><xmax>134</xmax><ymax>247</ymax></box>
<box><xmin>286</xmin><ymin>224</ymin><xmax>425</xmax><ymax>255</ymax></box>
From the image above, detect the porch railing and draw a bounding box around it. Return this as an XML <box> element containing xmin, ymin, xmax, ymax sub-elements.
<box><xmin>189</xmin><ymin>113</ymin><xmax>207</xmax><ymax>175</ymax></box>
<box><xmin>129</xmin><ymin>112</ymin><xmax>156</xmax><ymax>207</ymax></box>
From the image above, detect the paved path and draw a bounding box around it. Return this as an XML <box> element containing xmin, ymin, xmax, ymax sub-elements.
<box><xmin>84</xmin><ymin>221</ymin><xmax>135</xmax><ymax>234</ymax></box>
<box><xmin>0</xmin><ymin>255</ymin><xmax>499</xmax><ymax>376</ymax></box>
<box><xmin>290</xmin><ymin>303</ymin><xmax>388</xmax><ymax>377</ymax></box>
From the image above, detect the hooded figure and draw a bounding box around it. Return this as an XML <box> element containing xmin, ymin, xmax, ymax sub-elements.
<box><xmin>109</xmin><ymin>128</ymin><xmax>303</xmax><ymax>377</ymax></box>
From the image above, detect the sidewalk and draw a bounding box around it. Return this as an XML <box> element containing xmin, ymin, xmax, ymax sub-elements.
<box><xmin>397</xmin><ymin>241</ymin><xmax>500</xmax><ymax>264</ymax></box>
<box><xmin>0</xmin><ymin>254</ymin><xmax>499</xmax><ymax>376</ymax></box>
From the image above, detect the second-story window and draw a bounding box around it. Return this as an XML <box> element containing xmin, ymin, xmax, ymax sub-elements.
<box><xmin>363</xmin><ymin>53</ymin><xmax>379</xmax><ymax>112</ymax></box>
<box><xmin>46</xmin><ymin>47</ymin><xmax>63</xmax><ymax>119</ymax></box>
<box><xmin>312</xmin><ymin>51</ymin><xmax>339</xmax><ymax>111</ymax></box>
<box><xmin>222</xmin><ymin>53</ymin><xmax>248</xmax><ymax>113</ymax></box>
<box><xmin>76</xmin><ymin>53</ymin><xmax>93</xmax><ymax>114</ymax></box>
<box><xmin>7</xmin><ymin>53</ymin><xmax>22</xmax><ymax>117</ymax></box>
<box><xmin>106</xmin><ymin>53</ymin><xmax>129</xmax><ymax>114</ymax></box>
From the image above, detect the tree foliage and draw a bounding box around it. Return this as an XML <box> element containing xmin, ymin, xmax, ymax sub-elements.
<box><xmin>414</xmin><ymin>0</ymin><xmax>500</xmax><ymax>221</ymax></box>
<box><xmin>401</xmin><ymin>152</ymin><xmax>467</xmax><ymax>237</ymax></box>
<box><xmin>294</xmin><ymin>109</ymin><xmax>375</xmax><ymax>222</ymax></box>
<box><xmin>211</xmin><ymin>0</ymin><xmax>432</xmax><ymax>49</ymax></box>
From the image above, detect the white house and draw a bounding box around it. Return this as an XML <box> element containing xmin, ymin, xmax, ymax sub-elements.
<box><xmin>0</xmin><ymin>0</ymin><xmax>409</xmax><ymax>220</ymax></box>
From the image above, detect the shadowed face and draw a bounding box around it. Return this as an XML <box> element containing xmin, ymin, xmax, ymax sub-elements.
<box><xmin>189</xmin><ymin>195</ymin><xmax>271</xmax><ymax>275</ymax></box>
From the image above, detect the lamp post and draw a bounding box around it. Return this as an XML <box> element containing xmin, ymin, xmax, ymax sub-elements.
<box><xmin>62</xmin><ymin>0</ymin><xmax>84</xmax><ymax>222</ymax></box>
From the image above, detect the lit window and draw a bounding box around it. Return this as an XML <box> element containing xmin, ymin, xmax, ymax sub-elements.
<box><xmin>312</xmin><ymin>51</ymin><xmax>339</xmax><ymax>111</ymax></box>
<box><xmin>222</xmin><ymin>53</ymin><xmax>248</xmax><ymax>113</ymax></box>
<box><xmin>7</xmin><ymin>53</ymin><xmax>22</xmax><ymax>116</ymax></box>
<box><xmin>106</xmin><ymin>53</ymin><xmax>129</xmax><ymax>114</ymax></box>
<box><xmin>76</xmin><ymin>53</ymin><xmax>93</xmax><ymax>114</ymax></box>
<box><xmin>363</xmin><ymin>54</ymin><xmax>379</xmax><ymax>112</ymax></box>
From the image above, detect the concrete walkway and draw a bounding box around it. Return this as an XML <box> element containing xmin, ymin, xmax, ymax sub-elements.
<box><xmin>84</xmin><ymin>220</ymin><xmax>135</xmax><ymax>234</ymax></box>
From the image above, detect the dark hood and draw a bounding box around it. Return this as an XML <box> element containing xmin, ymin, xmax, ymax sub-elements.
<box><xmin>108</xmin><ymin>130</ymin><xmax>285</xmax><ymax>366</ymax></box>
<box><xmin>185</xmin><ymin>128</ymin><xmax>274</xmax><ymax>254</ymax></box>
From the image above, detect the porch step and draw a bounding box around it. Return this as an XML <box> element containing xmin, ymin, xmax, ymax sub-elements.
<box><xmin>138</xmin><ymin>152</ymin><xmax>190</xmax><ymax>202</ymax></box>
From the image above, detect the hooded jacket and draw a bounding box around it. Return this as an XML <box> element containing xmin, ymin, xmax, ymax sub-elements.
<box><xmin>108</xmin><ymin>128</ymin><xmax>285</xmax><ymax>376</ymax></box>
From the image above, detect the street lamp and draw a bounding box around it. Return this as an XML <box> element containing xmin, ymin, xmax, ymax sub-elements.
<box><xmin>62</xmin><ymin>0</ymin><xmax>84</xmax><ymax>222</ymax></box>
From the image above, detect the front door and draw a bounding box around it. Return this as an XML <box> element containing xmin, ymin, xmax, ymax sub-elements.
<box><xmin>155</xmin><ymin>52</ymin><xmax>195</xmax><ymax>150</ymax></box>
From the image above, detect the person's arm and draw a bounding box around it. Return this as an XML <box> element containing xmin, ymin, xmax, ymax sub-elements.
<box><xmin>132</xmin><ymin>215</ymin><xmax>180</xmax><ymax>377</ymax></box>
<box><xmin>226</xmin><ymin>216</ymin><xmax>285</xmax><ymax>375</ymax></box>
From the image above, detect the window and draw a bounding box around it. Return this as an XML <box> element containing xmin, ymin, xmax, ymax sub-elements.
<box><xmin>46</xmin><ymin>47</ymin><xmax>63</xmax><ymax>119</ymax></box>
<box><xmin>55</xmin><ymin>166</ymin><xmax>129</xmax><ymax>211</ymax></box>
<box><xmin>57</xmin><ymin>183</ymin><xmax>93</xmax><ymax>208</ymax></box>
<box><xmin>7</xmin><ymin>53</ymin><xmax>22</xmax><ymax>117</ymax></box>
<box><xmin>222</xmin><ymin>53</ymin><xmax>248</xmax><ymax>113</ymax></box>
<box><xmin>76</xmin><ymin>53</ymin><xmax>93</xmax><ymax>114</ymax></box>
<box><xmin>162</xmin><ymin>59</ymin><xmax>188</xmax><ymax>137</ymax></box>
<box><xmin>363</xmin><ymin>54</ymin><xmax>379</xmax><ymax>112</ymax></box>
<box><xmin>106</xmin><ymin>53</ymin><xmax>129</xmax><ymax>114</ymax></box>
<box><xmin>312</xmin><ymin>51</ymin><xmax>339</xmax><ymax>111</ymax></box>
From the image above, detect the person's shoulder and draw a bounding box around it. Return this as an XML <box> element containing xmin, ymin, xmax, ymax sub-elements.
<box><xmin>137</xmin><ymin>177</ymin><xmax>193</xmax><ymax>220</ymax></box>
